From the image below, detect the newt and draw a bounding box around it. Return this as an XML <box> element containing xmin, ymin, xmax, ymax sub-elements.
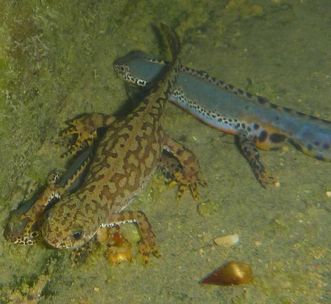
<box><xmin>114</xmin><ymin>51</ymin><xmax>331</xmax><ymax>186</ymax></box>
<box><xmin>40</xmin><ymin>24</ymin><xmax>203</xmax><ymax>261</ymax></box>
<box><xmin>4</xmin><ymin>145</ymin><xmax>94</xmax><ymax>245</ymax></box>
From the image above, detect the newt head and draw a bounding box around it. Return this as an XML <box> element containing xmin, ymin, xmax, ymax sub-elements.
<box><xmin>114</xmin><ymin>51</ymin><xmax>158</xmax><ymax>87</ymax></box>
<box><xmin>4</xmin><ymin>196</ymin><xmax>43</xmax><ymax>245</ymax></box>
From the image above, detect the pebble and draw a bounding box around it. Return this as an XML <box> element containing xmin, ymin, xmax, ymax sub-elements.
<box><xmin>214</xmin><ymin>234</ymin><xmax>239</xmax><ymax>247</ymax></box>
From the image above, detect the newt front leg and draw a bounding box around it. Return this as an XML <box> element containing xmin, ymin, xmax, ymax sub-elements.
<box><xmin>103</xmin><ymin>211</ymin><xmax>160</xmax><ymax>263</ymax></box>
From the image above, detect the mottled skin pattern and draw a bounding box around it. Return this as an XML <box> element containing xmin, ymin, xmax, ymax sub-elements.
<box><xmin>41</xmin><ymin>25</ymin><xmax>203</xmax><ymax>261</ymax></box>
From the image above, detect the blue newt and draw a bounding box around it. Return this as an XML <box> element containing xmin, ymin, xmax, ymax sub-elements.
<box><xmin>114</xmin><ymin>51</ymin><xmax>331</xmax><ymax>186</ymax></box>
<box><xmin>4</xmin><ymin>145</ymin><xmax>94</xmax><ymax>245</ymax></box>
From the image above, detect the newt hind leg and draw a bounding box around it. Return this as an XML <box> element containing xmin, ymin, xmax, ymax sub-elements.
<box><xmin>162</xmin><ymin>136</ymin><xmax>206</xmax><ymax>200</ymax></box>
<box><xmin>60</xmin><ymin>113</ymin><xmax>116</xmax><ymax>157</ymax></box>
<box><xmin>238</xmin><ymin>132</ymin><xmax>277</xmax><ymax>187</ymax></box>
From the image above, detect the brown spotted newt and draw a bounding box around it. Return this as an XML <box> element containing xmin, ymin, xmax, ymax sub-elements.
<box><xmin>40</xmin><ymin>24</ymin><xmax>204</xmax><ymax>261</ymax></box>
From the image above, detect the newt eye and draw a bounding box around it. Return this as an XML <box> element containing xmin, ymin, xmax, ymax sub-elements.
<box><xmin>72</xmin><ymin>230</ymin><xmax>83</xmax><ymax>240</ymax></box>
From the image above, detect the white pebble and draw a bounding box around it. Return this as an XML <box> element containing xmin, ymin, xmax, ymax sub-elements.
<box><xmin>214</xmin><ymin>234</ymin><xmax>240</xmax><ymax>247</ymax></box>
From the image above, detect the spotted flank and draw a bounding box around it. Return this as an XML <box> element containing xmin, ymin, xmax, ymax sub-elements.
<box><xmin>39</xmin><ymin>24</ymin><xmax>204</xmax><ymax>262</ymax></box>
<box><xmin>114</xmin><ymin>51</ymin><xmax>331</xmax><ymax>186</ymax></box>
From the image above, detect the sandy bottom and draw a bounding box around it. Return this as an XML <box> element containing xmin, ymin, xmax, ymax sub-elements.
<box><xmin>0</xmin><ymin>1</ymin><xmax>330</xmax><ymax>303</ymax></box>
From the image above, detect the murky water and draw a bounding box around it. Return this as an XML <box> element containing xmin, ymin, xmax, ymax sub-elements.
<box><xmin>0</xmin><ymin>1</ymin><xmax>330</xmax><ymax>303</ymax></box>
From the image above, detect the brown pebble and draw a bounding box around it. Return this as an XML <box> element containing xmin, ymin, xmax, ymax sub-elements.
<box><xmin>201</xmin><ymin>261</ymin><xmax>253</xmax><ymax>286</ymax></box>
